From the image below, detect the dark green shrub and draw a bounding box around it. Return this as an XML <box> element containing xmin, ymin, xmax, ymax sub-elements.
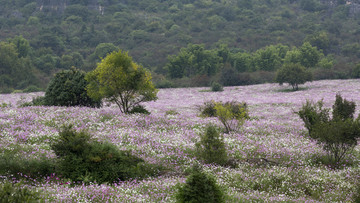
<box><xmin>211</xmin><ymin>82</ymin><xmax>223</xmax><ymax>92</ymax></box>
<box><xmin>175</xmin><ymin>166</ymin><xmax>224</xmax><ymax>203</ymax></box>
<box><xmin>44</xmin><ymin>67</ymin><xmax>102</xmax><ymax>107</ymax></box>
<box><xmin>198</xmin><ymin>100</ymin><xmax>217</xmax><ymax>117</ymax></box>
<box><xmin>296</xmin><ymin>100</ymin><xmax>330</xmax><ymax>134</ymax></box>
<box><xmin>23</xmin><ymin>85</ymin><xmax>42</xmax><ymax>93</ymax></box>
<box><xmin>297</xmin><ymin>94</ymin><xmax>360</xmax><ymax>167</ymax></box>
<box><xmin>0</xmin><ymin>146</ymin><xmax>56</xmax><ymax>179</ymax></box>
<box><xmin>0</xmin><ymin>181</ymin><xmax>42</xmax><ymax>202</ymax></box>
<box><xmin>332</xmin><ymin>93</ymin><xmax>356</xmax><ymax>121</ymax></box>
<box><xmin>51</xmin><ymin>125</ymin><xmax>150</xmax><ymax>183</ymax></box>
<box><xmin>196</xmin><ymin>125</ymin><xmax>228</xmax><ymax>166</ymax></box>
<box><xmin>129</xmin><ymin>105</ymin><xmax>151</xmax><ymax>115</ymax></box>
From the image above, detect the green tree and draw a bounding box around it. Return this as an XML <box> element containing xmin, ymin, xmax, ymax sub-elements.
<box><xmin>44</xmin><ymin>67</ymin><xmax>101</xmax><ymax>107</ymax></box>
<box><xmin>253</xmin><ymin>45</ymin><xmax>284</xmax><ymax>71</ymax></box>
<box><xmin>167</xmin><ymin>44</ymin><xmax>221</xmax><ymax>78</ymax></box>
<box><xmin>276</xmin><ymin>63</ymin><xmax>312</xmax><ymax>90</ymax></box>
<box><xmin>86</xmin><ymin>50</ymin><xmax>158</xmax><ymax>113</ymax></box>
<box><xmin>299</xmin><ymin>42</ymin><xmax>322</xmax><ymax>68</ymax></box>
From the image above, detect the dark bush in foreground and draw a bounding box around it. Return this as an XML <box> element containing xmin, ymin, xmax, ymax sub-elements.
<box><xmin>196</xmin><ymin>125</ymin><xmax>228</xmax><ymax>166</ymax></box>
<box><xmin>51</xmin><ymin>125</ymin><xmax>156</xmax><ymax>184</ymax></box>
<box><xmin>0</xmin><ymin>146</ymin><xmax>56</xmax><ymax>179</ymax></box>
<box><xmin>297</xmin><ymin>94</ymin><xmax>360</xmax><ymax>167</ymax></box>
<box><xmin>0</xmin><ymin>181</ymin><xmax>42</xmax><ymax>202</ymax></box>
<box><xmin>44</xmin><ymin>67</ymin><xmax>102</xmax><ymax>107</ymax></box>
<box><xmin>176</xmin><ymin>166</ymin><xmax>224</xmax><ymax>203</ymax></box>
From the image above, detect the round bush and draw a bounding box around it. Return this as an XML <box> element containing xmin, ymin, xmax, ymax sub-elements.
<box><xmin>44</xmin><ymin>68</ymin><xmax>101</xmax><ymax>107</ymax></box>
<box><xmin>211</xmin><ymin>82</ymin><xmax>224</xmax><ymax>92</ymax></box>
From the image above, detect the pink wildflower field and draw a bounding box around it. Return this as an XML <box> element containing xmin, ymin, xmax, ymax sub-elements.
<box><xmin>0</xmin><ymin>79</ymin><xmax>359</xmax><ymax>202</ymax></box>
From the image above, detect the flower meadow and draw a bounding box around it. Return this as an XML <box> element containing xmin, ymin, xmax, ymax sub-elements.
<box><xmin>0</xmin><ymin>79</ymin><xmax>359</xmax><ymax>202</ymax></box>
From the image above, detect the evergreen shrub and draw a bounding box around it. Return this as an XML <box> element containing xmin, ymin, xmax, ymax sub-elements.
<box><xmin>196</xmin><ymin>125</ymin><xmax>228</xmax><ymax>166</ymax></box>
<box><xmin>175</xmin><ymin>166</ymin><xmax>224</xmax><ymax>203</ymax></box>
<box><xmin>51</xmin><ymin>125</ymin><xmax>154</xmax><ymax>184</ymax></box>
<box><xmin>44</xmin><ymin>67</ymin><xmax>102</xmax><ymax>107</ymax></box>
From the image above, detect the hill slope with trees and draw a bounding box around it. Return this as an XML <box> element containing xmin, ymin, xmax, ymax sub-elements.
<box><xmin>1</xmin><ymin>0</ymin><xmax>360</xmax><ymax>91</ymax></box>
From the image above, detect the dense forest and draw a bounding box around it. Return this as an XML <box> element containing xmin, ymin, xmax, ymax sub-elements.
<box><xmin>1</xmin><ymin>0</ymin><xmax>360</xmax><ymax>92</ymax></box>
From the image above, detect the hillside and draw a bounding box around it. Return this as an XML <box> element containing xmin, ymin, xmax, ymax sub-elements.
<box><xmin>1</xmin><ymin>0</ymin><xmax>360</xmax><ymax>91</ymax></box>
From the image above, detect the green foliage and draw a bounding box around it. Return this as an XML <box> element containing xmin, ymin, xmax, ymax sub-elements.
<box><xmin>199</xmin><ymin>100</ymin><xmax>249</xmax><ymax>133</ymax></box>
<box><xmin>128</xmin><ymin>105</ymin><xmax>151</xmax><ymax>115</ymax></box>
<box><xmin>296</xmin><ymin>100</ymin><xmax>330</xmax><ymax>134</ymax></box>
<box><xmin>0</xmin><ymin>145</ymin><xmax>56</xmax><ymax>179</ymax></box>
<box><xmin>276</xmin><ymin>63</ymin><xmax>312</xmax><ymax>90</ymax></box>
<box><xmin>214</xmin><ymin>101</ymin><xmax>249</xmax><ymax>133</ymax></box>
<box><xmin>0</xmin><ymin>41</ymin><xmax>37</xmax><ymax>91</ymax></box>
<box><xmin>51</xmin><ymin>125</ymin><xmax>152</xmax><ymax>183</ymax></box>
<box><xmin>0</xmin><ymin>181</ymin><xmax>42</xmax><ymax>203</ymax></box>
<box><xmin>195</xmin><ymin>125</ymin><xmax>228</xmax><ymax>166</ymax></box>
<box><xmin>198</xmin><ymin>100</ymin><xmax>217</xmax><ymax>117</ymax></box>
<box><xmin>175</xmin><ymin>166</ymin><xmax>224</xmax><ymax>203</ymax></box>
<box><xmin>167</xmin><ymin>44</ymin><xmax>221</xmax><ymax>78</ymax></box>
<box><xmin>86</xmin><ymin>50</ymin><xmax>158</xmax><ymax>113</ymax></box>
<box><xmin>44</xmin><ymin>67</ymin><xmax>102</xmax><ymax>107</ymax></box>
<box><xmin>297</xmin><ymin>94</ymin><xmax>360</xmax><ymax>167</ymax></box>
<box><xmin>332</xmin><ymin>93</ymin><xmax>356</xmax><ymax>121</ymax></box>
<box><xmin>23</xmin><ymin>85</ymin><xmax>42</xmax><ymax>93</ymax></box>
<box><xmin>211</xmin><ymin>82</ymin><xmax>224</xmax><ymax>92</ymax></box>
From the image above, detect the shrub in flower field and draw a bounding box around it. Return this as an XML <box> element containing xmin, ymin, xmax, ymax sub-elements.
<box><xmin>175</xmin><ymin>166</ymin><xmax>224</xmax><ymax>203</ymax></box>
<box><xmin>51</xmin><ymin>125</ymin><xmax>148</xmax><ymax>184</ymax></box>
<box><xmin>199</xmin><ymin>100</ymin><xmax>249</xmax><ymax>133</ymax></box>
<box><xmin>211</xmin><ymin>82</ymin><xmax>223</xmax><ymax>92</ymax></box>
<box><xmin>297</xmin><ymin>94</ymin><xmax>360</xmax><ymax>166</ymax></box>
<box><xmin>196</xmin><ymin>125</ymin><xmax>228</xmax><ymax>166</ymax></box>
<box><xmin>44</xmin><ymin>67</ymin><xmax>102</xmax><ymax>107</ymax></box>
<box><xmin>0</xmin><ymin>181</ymin><xmax>43</xmax><ymax>202</ymax></box>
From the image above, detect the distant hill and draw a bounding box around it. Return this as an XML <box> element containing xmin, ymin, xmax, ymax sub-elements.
<box><xmin>1</xmin><ymin>0</ymin><xmax>360</xmax><ymax>91</ymax></box>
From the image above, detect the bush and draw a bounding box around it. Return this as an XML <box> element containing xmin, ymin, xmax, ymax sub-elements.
<box><xmin>296</xmin><ymin>99</ymin><xmax>330</xmax><ymax>134</ymax></box>
<box><xmin>0</xmin><ymin>181</ymin><xmax>42</xmax><ymax>202</ymax></box>
<box><xmin>0</xmin><ymin>145</ymin><xmax>56</xmax><ymax>179</ymax></box>
<box><xmin>199</xmin><ymin>101</ymin><xmax>249</xmax><ymax>133</ymax></box>
<box><xmin>211</xmin><ymin>82</ymin><xmax>223</xmax><ymax>92</ymax></box>
<box><xmin>51</xmin><ymin>125</ymin><xmax>150</xmax><ymax>183</ymax></box>
<box><xmin>175</xmin><ymin>166</ymin><xmax>224</xmax><ymax>203</ymax></box>
<box><xmin>214</xmin><ymin>101</ymin><xmax>249</xmax><ymax>133</ymax></box>
<box><xmin>297</xmin><ymin>94</ymin><xmax>360</xmax><ymax>167</ymax></box>
<box><xmin>128</xmin><ymin>105</ymin><xmax>151</xmax><ymax>115</ymax></box>
<box><xmin>23</xmin><ymin>85</ymin><xmax>42</xmax><ymax>93</ymax></box>
<box><xmin>196</xmin><ymin>125</ymin><xmax>228</xmax><ymax>166</ymax></box>
<box><xmin>44</xmin><ymin>67</ymin><xmax>102</xmax><ymax>107</ymax></box>
<box><xmin>198</xmin><ymin>100</ymin><xmax>217</xmax><ymax>117</ymax></box>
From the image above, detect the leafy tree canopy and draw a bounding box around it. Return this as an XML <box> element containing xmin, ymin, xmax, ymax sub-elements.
<box><xmin>86</xmin><ymin>50</ymin><xmax>158</xmax><ymax>113</ymax></box>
